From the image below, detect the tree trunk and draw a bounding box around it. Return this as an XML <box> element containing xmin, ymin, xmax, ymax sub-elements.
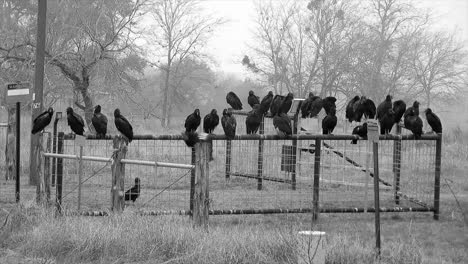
<box><xmin>161</xmin><ymin>68</ymin><xmax>169</xmax><ymax>128</ymax></box>
<box><xmin>4</xmin><ymin>107</ymin><xmax>16</xmax><ymax>181</ymax></box>
<box><xmin>426</xmin><ymin>91</ymin><xmax>431</xmax><ymax>109</ymax></box>
<box><xmin>77</xmin><ymin>86</ymin><xmax>95</xmax><ymax>133</ymax></box>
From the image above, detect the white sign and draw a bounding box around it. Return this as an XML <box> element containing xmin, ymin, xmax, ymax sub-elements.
<box><xmin>5</xmin><ymin>82</ymin><xmax>32</xmax><ymax>104</ymax></box>
<box><xmin>367</xmin><ymin>119</ymin><xmax>379</xmax><ymax>143</ymax></box>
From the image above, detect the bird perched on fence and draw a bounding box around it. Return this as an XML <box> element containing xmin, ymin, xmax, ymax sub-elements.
<box><xmin>31</xmin><ymin>107</ymin><xmax>54</xmax><ymax>134</ymax></box>
<box><xmin>259</xmin><ymin>91</ymin><xmax>274</xmax><ymax>116</ymax></box>
<box><xmin>353</xmin><ymin>97</ymin><xmax>376</xmax><ymax>121</ymax></box>
<box><xmin>247</xmin><ymin>90</ymin><xmax>260</xmax><ymax>108</ymax></box>
<box><xmin>91</xmin><ymin>105</ymin><xmax>108</xmax><ymax>138</ymax></box>
<box><xmin>379</xmin><ymin>108</ymin><xmax>395</xmax><ymax>135</ymax></box>
<box><xmin>404</xmin><ymin>106</ymin><xmax>423</xmax><ymax>139</ymax></box>
<box><xmin>221</xmin><ymin>109</ymin><xmax>236</xmax><ymax>139</ymax></box>
<box><xmin>279</xmin><ymin>92</ymin><xmax>294</xmax><ymax>114</ymax></box>
<box><xmin>246</xmin><ymin>104</ymin><xmax>263</xmax><ymax>134</ymax></box>
<box><xmin>269</xmin><ymin>95</ymin><xmax>285</xmax><ymax>116</ymax></box>
<box><xmin>203</xmin><ymin>109</ymin><xmax>219</xmax><ymax>134</ymax></box>
<box><xmin>392</xmin><ymin>100</ymin><xmax>406</xmax><ymax>124</ymax></box>
<box><xmin>307</xmin><ymin>95</ymin><xmax>323</xmax><ymax>118</ymax></box>
<box><xmin>183</xmin><ymin>109</ymin><xmax>201</xmax><ymax>147</ymax></box>
<box><xmin>404</xmin><ymin>101</ymin><xmax>420</xmax><ymax>118</ymax></box>
<box><xmin>322</xmin><ymin>96</ymin><xmax>337</xmax><ymax>115</ymax></box>
<box><xmin>351</xmin><ymin>123</ymin><xmax>367</xmax><ymax>144</ymax></box>
<box><xmin>273</xmin><ymin>112</ymin><xmax>292</xmax><ymax>136</ymax></box>
<box><xmin>226</xmin><ymin>91</ymin><xmax>243</xmax><ymax>110</ymax></box>
<box><xmin>376</xmin><ymin>94</ymin><xmax>392</xmax><ymax>121</ymax></box>
<box><xmin>322</xmin><ymin>106</ymin><xmax>337</xmax><ymax>134</ymax></box>
<box><xmin>425</xmin><ymin>108</ymin><xmax>442</xmax><ymax>133</ymax></box>
<box><xmin>301</xmin><ymin>92</ymin><xmax>314</xmax><ymax>118</ymax></box>
<box><xmin>346</xmin><ymin>96</ymin><xmax>360</xmax><ymax>122</ymax></box>
<box><xmin>114</xmin><ymin>108</ymin><xmax>133</xmax><ymax>143</ymax></box>
<box><xmin>66</xmin><ymin>107</ymin><xmax>85</xmax><ymax>136</ymax></box>
<box><xmin>125</xmin><ymin>177</ymin><xmax>140</xmax><ymax>203</ymax></box>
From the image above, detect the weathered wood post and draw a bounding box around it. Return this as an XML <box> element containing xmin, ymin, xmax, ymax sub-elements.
<box><xmin>34</xmin><ymin>135</ymin><xmax>44</xmax><ymax>204</ymax></box>
<box><xmin>257</xmin><ymin>119</ymin><xmax>265</xmax><ymax>190</ymax></box>
<box><xmin>56</xmin><ymin>132</ymin><xmax>64</xmax><ymax>214</ymax></box>
<box><xmin>393</xmin><ymin>125</ymin><xmax>402</xmax><ymax>205</ymax></box>
<box><xmin>434</xmin><ymin>135</ymin><xmax>442</xmax><ymax>220</ymax></box>
<box><xmin>4</xmin><ymin>108</ymin><xmax>16</xmax><ymax>181</ymax></box>
<box><xmin>312</xmin><ymin>139</ymin><xmax>321</xmax><ymax>221</ymax></box>
<box><xmin>225</xmin><ymin>139</ymin><xmax>232</xmax><ymax>179</ymax></box>
<box><xmin>44</xmin><ymin>132</ymin><xmax>52</xmax><ymax>202</ymax></box>
<box><xmin>75</xmin><ymin>136</ymin><xmax>86</xmax><ymax>211</ymax></box>
<box><xmin>193</xmin><ymin>141</ymin><xmax>210</xmax><ymax>229</ymax></box>
<box><xmin>373</xmin><ymin>141</ymin><xmax>381</xmax><ymax>255</ymax></box>
<box><xmin>111</xmin><ymin>136</ymin><xmax>127</xmax><ymax>213</ymax></box>
<box><xmin>291</xmin><ymin>110</ymin><xmax>300</xmax><ymax>191</ymax></box>
<box><xmin>189</xmin><ymin>147</ymin><xmax>196</xmax><ymax>217</ymax></box>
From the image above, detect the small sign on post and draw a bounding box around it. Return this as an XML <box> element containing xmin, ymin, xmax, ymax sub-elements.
<box><xmin>5</xmin><ymin>82</ymin><xmax>32</xmax><ymax>104</ymax></box>
<box><xmin>367</xmin><ymin>119</ymin><xmax>379</xmax><ymax>143</ymax></box>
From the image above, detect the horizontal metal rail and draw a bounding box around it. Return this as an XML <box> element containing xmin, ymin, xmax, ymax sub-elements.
<box><xmin>0</xmin><ymin>122</ymin><xmax>8</xmax><ymax>127</ymax></box>
<box><xmin>42</xmin><ymin>153</ymin><xmax>194</xmax><ymax>170</ymax></box>
<box><xmin>61</xmin><ymin>133</ymin><xmax>442</xmax><ymax>141</ymax></box>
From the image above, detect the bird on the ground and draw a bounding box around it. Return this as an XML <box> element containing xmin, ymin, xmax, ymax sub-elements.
<box><xmin>221</xmin><ymin>109</ymin><xmax>236</xmax><ymax>139</ymax></box>
<box><xmin>404</xmin><ymin>109</ymin><xmax>423</xmax><ymax>139</ymax></box>
<box><xmin>380</xmin><ymin>108</ymin><xmax>395</xmax><ymax>135</ymax></box>
<box><xmin>31</xmin><ymin>107</ymin><xmax>54</xmax><ymax>134</ymax></box>
<box><xmin>183</xmin><ymin>109</ymin><xmax>201</xmax><ymax>147</ymax></box>
<box><xmin>246</xmin><ymin>104</ymin><xmax>263</xmax><ymax>134</ymax></box>
<box><xmin>66</xmin><ymin>107</ymin><xmax>85</xmax><ymax>136</ymax></box>
<box><xmin>273</xmin><ymin>112</ymin><xmax>292</xmax><ymax>136</ymax></box>
<box><xmin>247</xmin><ymin>90</ymin><xmax>260</xmax><ymax>108</ymax></box>
<box><xmin>124</xmin><ymin>177</ymin><xmax>140</xmax><ymax>203</ymax></box>
<box><xmin>203</xmin><ymin>109</ymin><xmax>219</xmax><ymax>134</ymax></box>
<box><xmin>259</xmin><ymin>91</ymin><xmax>274</xmax><ymax>116</ymax></box>
<box><xmin>425</xmin><ymin>108</ymin><xmax>442</xmax><ymax>133</ymax></box>
<box><xmin>376</xmin><ymin>94</ymin><xmax>392</xmax><ymax>121</ymax></box>
<box><xmin>279</xmin><ymin>92</ymin><xmax>294</xmax><ymax>114</ymax></box>
<box><xmin>114</xmin><ymin>108</ymin><xmax>133</xmax><ymax>143</ymax></box>
<box><xmin>404</xmin><ymin>101</ymin><xmax>420</xmax><ymax>118</ymax></box>
<box><xmin>351</xmin><ymin>123</ymin><xmax>368</xmax><ymax>144</ymax></box>
<box><xmin>226</xmin><ymin>91</ymin><xmax>243</xmax><ymax>110</ymax></box>
<box><xmin>91</xmin><ymin>105</ymin><xmax>108</xmax><ymax>138</ymax></box>
<box><xmin>392</xmin><ymin>100</ymin><xmax>406</xmax><ymax>124</ymax></box>
<box><xmin>354</xmin><ymin>97</ymin><xmax>376</xmax><ymax>121</ymax></box>
<box><xmin>269</xmin><ymin>95</ymin><xmax>285</xmax><ymax>116</ymax></box>
<box><xmin>322</xmin><ymin>106</ymin><xmax>337</xmax><ymax>134</ymax></box>
<box><xmin>346</xmin><ymin>96</ymin><xmax>360</xmax><ymax>122</ymax></box>
<box><xmin>322</xmin><ymin>96</ymin><xmax>337</xmax><ymax>115</ymax></box>
<box><xmin>301</xmin><ymin>92</ymin><xmax>315</xmax><ymax>118</ymax></box>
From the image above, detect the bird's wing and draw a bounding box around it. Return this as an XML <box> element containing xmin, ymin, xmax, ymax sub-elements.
<box><xmin>74</xmin><ymin>112</ymin><xmax>85</xmax><ymax>126</ymax></box>
<box><xmin>33</xmin><ymin>110</ymin><xmax>49</xmax><ymax>123</ymax></box>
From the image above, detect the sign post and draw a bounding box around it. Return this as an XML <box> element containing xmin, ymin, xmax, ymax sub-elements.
<box><xmin>367</xmin><ymin>119</ymin><xmax>381</xmax><ymax>255</ymax></box>
<box><xmin>5</xmin><ymin>82</ymin><xmax>32</xmax><ymax>202</ymax></box>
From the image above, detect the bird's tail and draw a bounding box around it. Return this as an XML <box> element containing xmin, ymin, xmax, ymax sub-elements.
<box><xmin>182</xmin><ymin>131</ymin><xmax>199</xmax><ymax>148</ymax></box>
<box><xmin>351</xmin><ymin>139</ymin><xmax>357</xmax><ymax>144</ymax></box>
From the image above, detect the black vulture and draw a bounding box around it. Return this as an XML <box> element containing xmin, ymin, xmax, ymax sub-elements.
<box><xmin>354</xmin><ymin>97</ymin><xmax>376</xmax><ymax>121</ymax></box>
<box><xmin>246</xmin><ymin>104</ymin><xmax>263</xmax><ymax>134</ymax></box>
<box><xmin>114</xmin><ymin>108</ymin><xmax>133</xmax><ymax>143</ymax></box>
<box><xmin>247</xmin><ymin>90</ymin><xmax>260</xmax><ymax>108</ymax></box>
<box><xmin>226</xmin><ymin>91</ymin><xmax>243</xmax><ymax>110</ymax></box>
<box><xmin>66</xmin><ymin>107</ymin><xmax>85</xmax><ymax>136</ymax></box>
<box><xmin>273</xmin><ymin>112</ymin><xmax>292</xmax><ymax>136</ymax></box>
<box><xmin>322</xmin><ymin>96</ymin><xmax>337</xmax><ymax>115</ymax></box>
<box><xmin>270</xmin><ymin>95</ymin><xmax>285</xmax><ymax>116</ymax></box>
<box><xmin>346</xmin><ymin>96</ymin><xmax>360</xmax><ymax>122</ymax></box>
<box><xmin>259</xmin><ymin>91</ymin><xmax>274</xmax><ymax>116</ymax></box>
<box><xmin>392</xmin><ymin>100</ymin><xmax>406</xmax><ymax>124</ymax></box>
<box><xmin>322</xmin><ymin>107</ymin><xmax>337</xmax><ymax>134</ymax></box>
<box><xmin>404</xmin><ymin>114</ymin><xmax>423</xmax><ymax>139</ymax></box>
<box><xmin>376</xmin><ymin>94</ymin><xmax>392</xmax><ymax>120</ymax></box>
<box><xmin>301</xmin><ymin>92</ymin><xmax>314</xmax><ymax>118</ymax></box>
<box><xmin>91</xmin><ymin>105</ymin><xmax>108</xmax><ymax>138</ymax></box>
<box><xmin>31</xmin><ymin>107</ymin><xmax>54</xmax><ymax>134</ymax></box>
<box><xmin>425</xmin><ymin>108</ymin><xmax>442</xmax><ymax>133</ymax></box>
<box><xmin>203</xmin><ymin>109</ymin><xmax>219</xmax><ymax>134</ymax></box>
<box><xmin>221</xmin><ymin>109</ymin><xmax>236</xmax><ymax>139</ymax></box>
<box><xmin>183</xmin><ymin>109</ymin><xmax>201</xmax><ymax>147</ymax></box>
<box><xmin>351</xmin><ymin>123</ymin><xmax>367</xmax><ymax>144</ymax></box>
<box><xmin>404</xmin><ymin>101</ymin><xmax>420</xmax><ymax>119</ymax></box>
<box><xmin>379</xmin><ymin>108</ymin><xmax>395</xmax><ymax>135</ymax></box>
<box><xmin>124</xmin><ymin>177</ymin><xmax>140</xmax><ymax>203</ymax></box>
<box><xmin>279</xmin><ymin>92</ymin><xmax>294</xmax><ymax>114</ymax></box>
<box><xmin>308</xmin><ymin>96</ymin><xmax>323</xmax><ymax>118</ymax></box>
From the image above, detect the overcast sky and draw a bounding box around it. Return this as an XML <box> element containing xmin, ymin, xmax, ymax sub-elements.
<box><xmin>199</xmin><ymin>0</ymin><xmax>468</xmax><ymax>74</ymax></box>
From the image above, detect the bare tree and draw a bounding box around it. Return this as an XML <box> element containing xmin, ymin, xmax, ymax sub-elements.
<box><xmin>149</xmin><ymin>0</ymin><xmax>224</xmax><ymax>127</ymax></box>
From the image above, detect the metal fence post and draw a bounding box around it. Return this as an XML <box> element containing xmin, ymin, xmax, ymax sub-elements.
<box><xmin>312</xmin><ymin>139</ymin><xmax>321</xmax><ymax>221</ymax></box>
<box><xmin>393</xmin><ymin>125</ymin><xmax>402</xmax><ymax>205</ymax></box>
<box><xmin>257</xmin><ymin>118</ymin><xmax>264</xmax><ymax>190</ymax></box>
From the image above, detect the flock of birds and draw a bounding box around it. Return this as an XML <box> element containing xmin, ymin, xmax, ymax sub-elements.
<box><xmin>182</xmin><ymin>90</ymin><xmax>442</xmax><ymax>147</ymax></box>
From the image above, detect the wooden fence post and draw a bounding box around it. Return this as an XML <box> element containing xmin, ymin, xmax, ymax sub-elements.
<box><xmin>434</xmin><ymin>136</ymin><xmax>442</xmax><ymax>220</ymax></box>
<box><xmin>35</xmin><ymin>134</ymin><xmax>44</xmax><ymax>204</ymax></box>
<box><xmin>44</xmin><ymin>133</ymin><xmax>51</xmax><ymax>202</ymax></box>
<box><xmin>56</xmin><ymin>132</ymin><xmax>64</xmax><ymax>214</ymax></box>
<box><xmin>4</xmin><ymin>107</ymin><xmax>16</xmax><ymax>181</ymax></box>
<box><xmin>373</xmin><ymin>141</ymin><xmax>381</xmax><ymax>255</ymax></box>
<box><xmin>257</xmin><ymin>118</ymin><xmax>264</xmax><ymax>190</ymax></box>
<box><xmin>190</xmin><ymin>147</ymin><xmax>196</xmax><ymax>217</ymax></box>
<box><xmin>225</xmin><ymin>139</ymin><xmax>232</xmax><ymax>179</ymax></box>
<box><xmin>193</xmin><ymin>141</ymin><xmax>210</xmax><ymax>229</ymax></box>
<box><xmin>291</xmin><ymin>111</ymin><xmax>300</xmax><ymax>190</ymax></box>
<box><xmin>111</xmin><ymin>136</ymin><xmax>127</xmax><ymax>213</ymax></box>
<box><xmin>312</xmin><ymin>139</ymin><xmax>321</xmax><ymax>221</ymax></box>
<box><xmin>393</xmin><ymin>125</ymin><xmax>402</xmax><ymax>205</ymax></box>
